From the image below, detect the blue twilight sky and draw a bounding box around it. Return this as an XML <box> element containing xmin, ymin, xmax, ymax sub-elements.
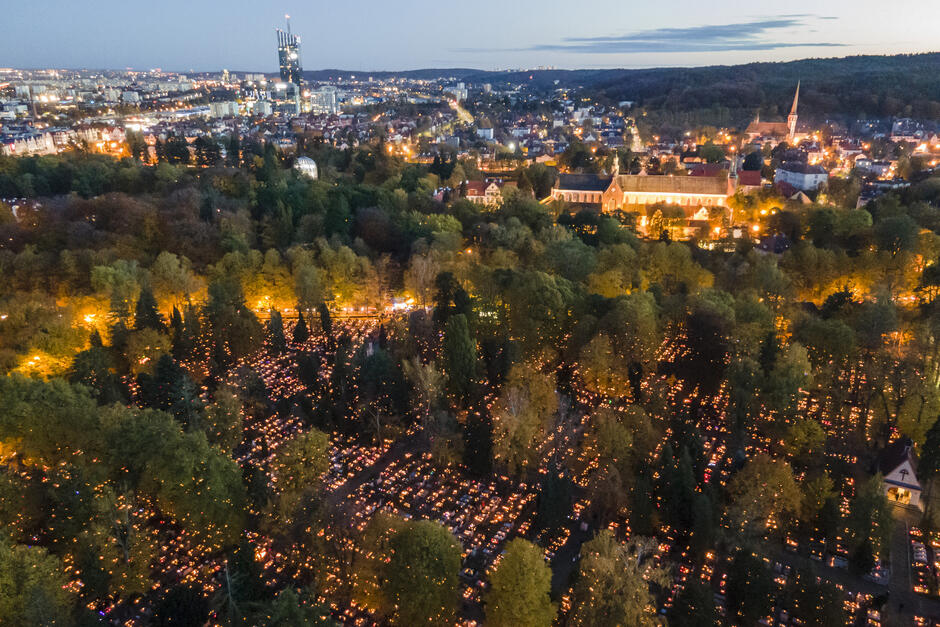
<box><xmin>2</xmin><ymin>0</ymin><xmax>937</xmax><ymax>72</ymax></box>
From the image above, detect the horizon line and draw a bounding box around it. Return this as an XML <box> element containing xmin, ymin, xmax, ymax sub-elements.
<box><xmin>4</xmin><ymin>50</ymin><xmax>938</xmax><ymax>76</ymax></box>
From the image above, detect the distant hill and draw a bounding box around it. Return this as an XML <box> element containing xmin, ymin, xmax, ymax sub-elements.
<box><xmin>303</xmin><ymin>68</ymin><xmax>481</xmax><ymax>82</ymax></box>
<box><xmin>304</xmin><ymin>53</ymin><xmax>940</xmax><ymax>123</ymax></box>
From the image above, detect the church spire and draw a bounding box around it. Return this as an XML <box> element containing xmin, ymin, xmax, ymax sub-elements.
<box><xmin>787</xmin><ymin>81</ymin><xmax>800</xmax><ymax>142</ymax></box>
<box><xmin>790</xmin><ymin>80</ymin><xmax>800</xmax><ymax>116</ymax></box>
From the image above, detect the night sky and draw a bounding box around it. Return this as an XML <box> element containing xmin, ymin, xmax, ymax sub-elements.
<box><xmin>3</xmin><ymin>0</ymin><xmax>937</xmax><ymax>72</ymax></box>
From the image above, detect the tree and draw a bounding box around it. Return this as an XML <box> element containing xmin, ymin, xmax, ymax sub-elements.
<box><xmin>92</xmin><ymin>259</ymin><xmax>140</xmax><ymax>319</ymax></box>
<box><xmin>920</xmin><ymin>416</ymin><xmax>940</xmax><ymax>517</ymax></box>
<box><xmin>68</xmin><ymin>345</ymin><xmax>128</xmax><ymax>405</ymax></box>
<box><xmin>194</xmin><ymin>136</ymin><xmax>221</xmax><ymax>166</ymax></box>
<box><xmin>270</xmin><ymin>429</ymin><xmax>330</xmax><ymax>524</ymax></box>
<box><xmin>492</xmin><ymin>363</ymin><xmax>557</xmax><ymax>475</ymax></box>
<box><xmin>151</xmin><ymin>251</ymin><xmax>201</xmax><ymax>307</ymax></box>
<box><xmin>503</xmin><ymin>271</ymin><xmax>573</xmax><ymax>353</ymax></box>
<box><xmin>384</xmin><ymin>520</ymin><xmax>461</xmax><ymax>626</ymax></box>
<box><xmin>250</xmin><ymin>588</ymin><xmax>333</xmax><ymax>626</ymax></box>
<box><xmin>588</xmin><ymin>406</ymin><xmax>635</xmax><ymax>479</ymax></box>
<box><xmin>463</xmin><ymin>406</ymin><xmax>493</xmax><ymax>478</ymax></box>
<box><xmin>126</xmin><ymin>129</ymin><xmax>148</xmax><ymax>162</ymax></box>
<box><xmin>205</xmin><ymin>278</ymin><xmax>263</xmax><ymax>367</ymax></box>
<box><xmin>670</xmin><ymin>580</ymin><xmax>718</xmax><ymax>627</ymax></box>
<box><xmin>699</xmin><ymin>142</ymin><xmax>725</xmax><ymax>164</ymax></box>
<box><xmin>569</xmin><ymin>532</ymin><xmax>667</xmax><ymax>627</ymax></box>
<box><xmin>726</xmin><ymin>550</ymin><xmax>775</xmax><ymax>624</ymax></box>
<box><xmin>405</xmin><ymin>253</ymin><xmax>441</xmax><ymax>309</ymax></box>
<box><xmin>874</xmin><ymin>214</ymin><xmax>918</xmax><ymax>256</ymax></box>
<box><xmin>599</xmin><ymin>292</ymin><xmax>660</xmax><ymax>394</ymax></box>
<box><xmin>354</xmin><ymin>345</ymin><xmax>407</xmax><ymax>441</ymax></box>
<box><xmin>442</xmin><ymin>314</ymin><xmax>476</xmax><ymax>405</ymax></box>
<box><xmin>163</xmin><ymin>134</ymin><xmax>191</xmax><ymax>165</ymax></box>
<box><xmin>295</xmin><ymin>265</ymin><xmax>324</xmax><ymax>313</ymax></box>
<box><xmin>151</xmin><ymin>585</ymin><xmax>210</xmax><ymax>627</ymax></box>
<box><xmin>173</xmin><ymin>304</ymin><xmax>202</xmax><ymax>362</ymax></box>
<box><xmin>318</xmin><ymin>302</ymin><xmax>333</xmax><ymax>339</ymax></box>
<box><xmin>743</xmin><ymin>150</ymin><xmax>763</xmax><ymax>171</ymax></box>
<box><xmin>849</xmin><ymin>539</ymin><xmax>875</xmax><ymax>576</ymax></box>
<box><xmin>485</xmin><ymin>539</ymin><xmax>555</xmax><ymax>627</ymax></box>
<box><xmin>204</xmin><ymin>385</ymin><xmax>244</xmax><ymax>453</ymax></box>
<box><xmin>0</xmin><ymin>537</ymin><xmax>76</xmax><ymax>626</ymax></box>
<box><xmin>579</xmin><ymin>334</ymin><xmax>631</xmax><ymax>399</ymax></box>
<box><xmin>137</xmin><ymin>353</ymin><xmax>203</xmax><ymax>429</ymax></box>
<box><xmin>788</xmin><ymin>568</ymin><xmax>846</xmax><ymax>626</ymax></box>
<box><xmin>144</xmin><ymin>424</ymin><xmax>247</xmax><ymax>550</ymax></box>
<box><xmin>726</xmin><ymin>454</ymin><xmax>801</xmax><ymax>539</ymax></box>
<box><xmin>134</xmin><ymin>284</ymin><xmax>166</xmax><ymax>333</ymax></box>
<box><xmin>765</xmin><ymin>343</ymin><xmax>812</xmax><ymax>421</ymax></box>
<box><xmin>293</xmin><ymin>311</ymin><xmax>310</xmax><ymax>345</ymax></box>
<box><xmin>227</xmin><ymin>134</ymin><xmax>241</xmax><ymax>166</ymax></box>
<box><xmin>801</xmin><ymin>473</ymin><xmax>835</xmax><ymax>525</ymax></box>
<box><xmin>847</xmin><ymin>474</ymin><xmax>893</xmax><ymax>558</ymax></box>
<box><xmin>536</xmin><ymin>464</ymin><xmax>574</xmax><ymax>531</ymax></box>
<box><xmin>125</xmin><ymin>327</ymin><xmax>172</xmax><ymax>376</ymax></box>
<box><xmin>683</xmin><ymin>303</ymin><xmax>730</xmax><ymax>393</ymax></box>
<box><xmin>403</xmin><ymin>357</ymin><xmax>443</xmax><ymax>435</ymax></box>
<box><xmin>267</xmin><ymin>309</ymin><xmax>287</xmax><ymax>353</ymax></box>
<box><xmin>784</xmin><ymin>418</ymin><xmax>826</xmax><ymax>463</ymax></box>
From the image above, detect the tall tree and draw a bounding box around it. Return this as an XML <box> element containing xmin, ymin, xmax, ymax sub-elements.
<box><xmin>384</xmin><ymin>520</ymin><xmax>461</xmax><ymax>627</ymax></box>
<box><xmin>788</xmin><ymin>568</ymin><xmax>846</xmax><ymax>626</ymax></box>
<box><xmin>267</xmin><ymin>309</ymin><xmax>287</xmax><ymax>353</ymax></box>
<box><xmin>463</xmin><ymin>406</ymin><xmax>493</xmax><ymax>478</ymax></box>
<box><xmin>569</xmin><ymin>532</ymin><xmax>667</xmax><ymax>627</ymax></box>
<box><xmin>485</xmin><ymin>539</ymin><xmax>556</xmax><ymax>627</ymax></box>
<box><xmin>269</xmin><ymin>429</ymin><xmax>330</xmax><ymax>525</ymax></box>
<box><xmin>670</xmin><ymin>580</ymin><xmax>718</xmax><ymax>627</ymax></box>
<box><xmin>726</xmin><ymin>454</ymin><xmax>801</xmax><ymax>539</ymax></box>
<box><xmin>0</xmin><ymin>537</ymin><xmax>76</xmax><ymax>626</ymax></box>
<box><xmin>921</xmin><ymin>416</ymin><xmax>940</xmax><ymax>517</ymax></box>
<box><xmin>442</xmin><ymin>313</ymin><xmax>476</xmax><ymax>405</ymax></box>
<box><xmin>293</xmin><ymin>311</ymin><xmax>310</xmax><ymax>345</ymax></box>
<box><xmin>134</xmin><ymin>283</ymin><xmax>165</xmax><ymax>332</ymax></box>
<box><xmin>492</xmin><ymin>363</ymin><xmax>558</xmax><ymax>475</ymax></box>
<box><xmin>726</xmin><ymin>550</ymin><xmax>775</xmax><ymax>625</ymax></box>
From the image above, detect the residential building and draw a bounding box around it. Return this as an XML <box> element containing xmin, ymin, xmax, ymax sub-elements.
<box><xmin>465</xmin><ymin>179</ymin><xmax>517</xmax><ymax>205</ymax></box>
<box><xmin>209</xmin><ymin>101</ymin><xmax>239</xmax><ymax>118</ymax></box>
<box><xmin>775</xmin><ymin>162</ymin><xmax>828</xmax><ymax>191</ymax></box>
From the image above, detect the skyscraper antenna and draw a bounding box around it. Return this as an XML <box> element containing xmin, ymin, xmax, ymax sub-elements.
<box><xmin>286</xmin><ymin>14</ymin><xmax>291</xmax><ymax>36</ymax></box>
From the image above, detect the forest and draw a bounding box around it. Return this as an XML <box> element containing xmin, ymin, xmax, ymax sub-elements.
<box><xmin>311</xmin><ymin>53</ymin><xmax>940</xmax><ymax>128</ymax></box>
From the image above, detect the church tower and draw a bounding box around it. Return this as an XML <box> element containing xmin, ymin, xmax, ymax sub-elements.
<box><xmin>787</xmin><ymin>81</ymin><xmax>800</xmax><ymax>142</ymax></box>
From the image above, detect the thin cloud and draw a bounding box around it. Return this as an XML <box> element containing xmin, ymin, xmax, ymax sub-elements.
<box><xmin>467</xmin><ymin>15</ymin><xmax>845</xmax><ymax>55</ymax></box>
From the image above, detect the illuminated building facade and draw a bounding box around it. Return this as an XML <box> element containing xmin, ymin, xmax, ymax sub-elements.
<box><xmin>276</xmin><ymin>19</ymin><xmax>303</xmax><ymax>87</ymax></box>
<box><xmin>550</xmin><ymin>165</ymin><xmax>735</xmax><ymax>239</ymax></box>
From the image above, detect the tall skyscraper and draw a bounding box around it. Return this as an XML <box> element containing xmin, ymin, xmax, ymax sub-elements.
<box><xmin>276</xmin><ymin>16</ymin><xmax>302</xmax><ymax>86</ymax></box>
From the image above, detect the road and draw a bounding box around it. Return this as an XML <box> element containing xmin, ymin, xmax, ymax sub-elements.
<box><xmin>448</xmin><ymin>99</ymin><xmax>474</xmax><ymax>125</ymax></box>
<box><xmin>887</xmin><ymin>504</ymin><xmax>940</xmax><ymax>620</ymax></box>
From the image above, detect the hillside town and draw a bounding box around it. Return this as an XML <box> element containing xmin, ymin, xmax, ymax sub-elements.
<box><xmin>4</xmin><ymin>66</ymin><xmax>939</xmax><ymax>251</ymax></box>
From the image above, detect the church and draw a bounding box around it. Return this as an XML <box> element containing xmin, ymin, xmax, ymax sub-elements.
<box><xmin>879</xmin><ymin>437</ymin><xmax>923</xmax><ymax>509</ymax></box>
<box><xmin>744</xmin><ymin>82</ymin><xmax>801</xmax><ymax>145</ymax></box>
<box><xmin>550</xmin><ymin>157</ymin><xmax>734</xmax><ymax>239</ymax></box>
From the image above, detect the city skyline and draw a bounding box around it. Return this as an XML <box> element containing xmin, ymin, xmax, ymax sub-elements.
<box><xmin>1</xmin><ymin>0</ymin><xmax>938</xmax><ymax>72</ymax></box>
